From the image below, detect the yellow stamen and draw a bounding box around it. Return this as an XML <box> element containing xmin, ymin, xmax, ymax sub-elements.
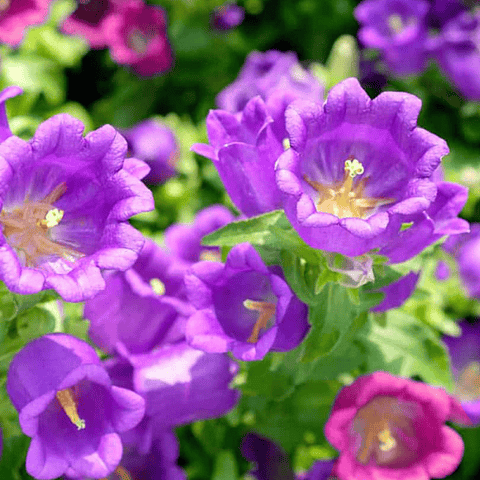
<box><xmin>378</xmin><ymin>426</ymin><xmax>396</xmax><ymax>451</ymax></box>
<box><xmin>199</xmin><ymin>249</ymin><xmax>222</xmax><ymax>262</ymax></box>
<box><xmin>282</xmin><ymin>138</ymin><xmax>291</xmax><ymax>150</ymax></box>
<box><xmin>114</xmin><ymin>466</ymin><xmax>133</xmax><ymax>480</ymax></box>
<box><xmin>39</xmin><ymin>208</ymin><xmax>64</xmax><ymax>228</ymax></box>
<box><xmin>149</xmin><ymin>278</ymin><xmax>165</xmax><ymax>295</ymax></box>
<box><xmin>56</xmin><ymin>388</ymin><xmax>86</xmax><ymax>430</ymax></box>
<box><xmin>344</xmin><ymin>158</ymin><xmax>364</xmax><ymax>177</ymax></box>
<box><xmin>0</xmin><ymin>0</ymin><xmax>9</xmax><ymax>12</ymax></box>
<box><xmin>388</xmin><ymin>14</ymin><xmax>404</xmax><ymax>34</ymax></box>
<box><xmin>243</xmin><ymin>299</ymin><xmax>276</xmax><ymax>343</ymax></box>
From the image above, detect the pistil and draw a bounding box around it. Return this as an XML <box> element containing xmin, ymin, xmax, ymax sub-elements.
<box><xmin>243</xmin><ymin>299</ymin><xmax>276</xmax><ymax>343</ymax></box>
<box><xmin>149</xmin><ymin>278</ymin><xmax>165</xmax><ymax>295</ymax></box>
<box><xmin>56</xmin><ymin>388</ymin><xmax>86</xmax><ymax>430</ymax></box>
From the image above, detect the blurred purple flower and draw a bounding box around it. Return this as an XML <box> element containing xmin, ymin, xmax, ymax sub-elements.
<box><xmin>184</xmin><ymin>243</ymin><xmax>309</xmax><ymax>361</ymax></box>
<box><xmin>371</xmin><ymin>271</ymin><xmax>420</xmax><ymax>313</ymax></box>
<box><xmin>122</xmin><ymin>119</ymin><xmax>179</xmax><ymax>185</ymax></box>
<box><xmin>191</xmin><ymin>96</ymin><xmax>284</xmax><ymax>216</ymax></box>
<box><xmin>0</xmin><ymin>87</ymin><xmax>154</xmax><ymax>301</ymax></box>
<box><xmin>0</xmin><ymin>0</ymin><xmax>51</xmax><ymax>47</ymax></box>
<box><xmin>275</xmin><ymin>77</ymin><xmax>466</xmax><ymax>259</ymax></box>
<box><xmin>443</xmin><ymin>321</ymin><xmax>480</xmax><ymax>425</ymax></box>
<box><xmin>325</xmin><ymin>371</ymin><xmax>470</xmax><ymax>480</ymax></box>
<box><xmin>103</xmin><ymin>0</ymin><xmax>173</xmax><ymax>77</ymax></box>
<box><xmin>212</xmin><ymin>2</ymin><xmax>245</xmax><ymax>30</ymax></box>
<box><xmin>6</xmin><ymin>334</ymin><xmax>145</xmax><ymax>480</ymax></box>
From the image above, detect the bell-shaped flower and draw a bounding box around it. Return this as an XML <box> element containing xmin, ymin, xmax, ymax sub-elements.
<box><xmin>0</xmin><ymin>87</ymin><xmax>154</xmax><ymax>302</ymax></box>
<box><xmin>184</xmin><ymin>243</ymin><xmax>309</xmax><ymax>361</ymax></box>
<box><xmin>325</xmin><ymin>371</ymin><xmax>471</xmax><ymax>480</ymax></box>
<box><xmin>6</xmin><ymin>334</ymin><xmax>146</xmax><ymax>480</ymax></box>
<box><xmin>275</xmin><ymin>77</ymin><xmax>466</xmax><ymax>260</ymax></box>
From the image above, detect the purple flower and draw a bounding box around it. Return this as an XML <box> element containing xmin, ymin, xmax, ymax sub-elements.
<box><xmin>0</xmin><ymin>0</ymin><xmax>50</xmax><ymax>47</ymax></box>
<box><xmin>6</xmin><ymin>334</ymin><xmax>146</xmax><ymax>480</ymax></box>
<box><xmin>191</xmin><ymin>96</ymin><xmax>284</xmax><ymax>216</ymax></box>
<box><xmin>102</xmin><ymin>0</ymin><xmax>173</xmax><ymax>77</ymax></box>
<box><xmin>122</xmin><ymin>119</ymin><xmax>179</xmax><ymax>185</ymax></box>
<box><xmin>275</xmin><ymin>77</ymin><xmax>465</xmax><ymax>260</ymax></box>
<box><xmin>325</xmin><ymin>371</ymin><xmax>471</xmax><ymax>480</ymax></box>
<box><xmin>0</xmin><ymin>87</ymin><xmax>154</xmax><ymax>302</ymax></box>
<box><xmin>106</xmin><ymin>342</ymin><xmax>239</xmax><ymax>444</ymax></box>
<box><xmin>216</xmin><ymin>50</ymin><xmax>323</xmax><ymax>117</ymax></box>
<box><xmin>211</xmin><ymin>2</ymin><xmax>245</xmax><ymax>30</ymax></box>
<box><xmin>443</xmin><ymin>321</ymin><xmax>480</xmax><ymax>425</ymax></box>
<box><xmin>371</xmin><ymin>270</ymin><xmax>420</xmax><ymax>313</ymax></box>
<box><xmin>354</xmin><ymin>0</ymin><xmax>431</xmax><ymax>75</ymax></box>
<box><xmin>60</xmin><ymin>0</ymin><xmax>117</xmax><ymax>49</ymax></box>
<box><xmin>184</xmin><ymin>243</ymin><xmax>309</xmax><ymax>361</ymax></box>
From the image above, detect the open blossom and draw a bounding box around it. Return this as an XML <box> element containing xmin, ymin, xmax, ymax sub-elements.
<box><xmin>275</xmin><ymin>77</ymin><xmax>467</xmax><ymax>259</ymax></box>
<box><xmin>0</xmin><ymin>87</ymin><xmax>154</xmax><ymax>302</ymax></box>
<box><xmin>102</xmin><ymin>0</ymin><xmax>173</xmax><ymax>77</ymax></box>
<box><xmin>122</xmin><ymin>119</ymin><xmax>179</xmax><ymax>185</ymax></box>
<box><xmin>325</xmin><ymin>371</ymin><xmax>470</xmax><ymax>480</ymax></box>
<box><xmin>184</xmin><ymin>243</ymin><xmax>309</xmax><ymax>361</ymax></box>
<box><xmin>6</xmin><ymin>334</ymin><xmax>146</xmax><ymax>480</ymax></box>
<box><xmin>443</xmin><ymin>321</ymin><xmax>480</xmax><ymax>425</ymax></box>
<box><xmin>0</xmin><ymin>0</ymin><xmax>51</xmax><ymax>47</ymax></box>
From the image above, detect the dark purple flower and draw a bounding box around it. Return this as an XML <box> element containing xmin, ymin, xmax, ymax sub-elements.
<box><xmin>0</xmin><ymin>0</ymin><xmax>51</xmax><ymax>47</ymax></box>
<box><xmin>191</xmin><ymin>96</ymin><xmax>284</xmax><ymax>216</ymax></box>
<box><xmin>212</xmin><ymin>2</ymin><xmax>245</xmax><ymax>30</ymax></box>
<box><xmin>325</xmin><ymin>371</ymin><xmax>470</xmax><ymax>480</ymax></box>
<box><xmin>443</xmin><ymin>321</ymin><xmax>480</xmax><ymax>425</ymax></box>
<box><xmin>106</xmin><ymin>342</ymin><xmax>239</xmax><ymax>444</ymax></box>
<box><xmin>184</xmin><ymin>243</ymin><xmax>309</xmax><ymax>361</ymax></box>
<box><xmin>60</xmin><ymin>0</ymin><xmax>117</xmax><ymax>49</ymax></box>
<box><xmin>427</xmin><ymin>0</ymin><xmax>467</xmax><ymax>29</ymax></box>
<box><xmin>371</xmin><ymin>271</ymin><xmax>420</xmax><ymax>312</ymax></box>
<box><xmin>354</xmin><ymin>0</ymin><xmax>431</xmax><ymax>75</ymax></box>
<box><xmin>102</xmin><ymin>0</ymin><xmax>173</xmax><ymax>77</ymax></box>
<box><xmin>275</xmin><ymin>77</ymin><xmax>465</xmax><ymax>260</ymax></box>
<box><xmin>6</xmin><ymin>334</ymin><xmax>145</xmax><ymax>479</ymax></box>
<box><xmin>0</xmin><ymin>88</ymin><xmax>154</xmax><ymax>302</ymax></box>
<box><xmin>122</xmin><ymin>119</ymin><xmax>179</xmax><ymax>185</ymax></box>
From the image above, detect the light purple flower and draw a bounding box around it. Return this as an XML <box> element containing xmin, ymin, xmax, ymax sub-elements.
<box><xmin>211</xmin><ymin>2</ymin><xmax>245</xmax><ymax>30</ymax></box>
<box><xmin>102</xmin><ymin>0</ymin><xmax>173</xmax><ymax>77</ymax></box>
<box><xmin>0</xmin><ymin>0</ymin><xmax>51</xmax><ymax>47</ymax></box>
<box><xmin>325</xmin><ymin>371</ymin><xmax>470</xmax><ymax>480</ymax></box>
<box><xmin>122</xmin><ymin>119</ymin><xmax>179</xmax><ymax>185</ymax></box>
<box><xmin>275</xmin><ymin>77</ymin><xmax>465</xmax><ymax>260</ymax></box>
<box><xmin>371</xmin><ymin>271</ymin><xmax>420</xmax><ymax>313</ymax></box>
<box><xmin>191</xmin><ymin>96</ymin><xmax>284</xmax><ymax>216</ymax></box>
<box><xmin>60</xmin><ymin>0</ymin><xmax>117</xmax><ymax>49</ymax></box>
<box><xmin>184</xmin><ymin>243</ymin><xmax>309</xmax><ymax>361</ymax></box>
<box><xmin>6</xmin><ymin>334</ymin><xmax>146</xmax><ymax>480</ymax></box>
<box><xmin>443</xmin><ymin>321</ymin><xmax>480</xmax><ymax>425</ymax></box>
<box><xmin>354</xmin><ymin>0</ymin><xmax>431</xmax><ymax>75</ymax></box>
<box><xmin>0</xmin><ymin>86</ymin><xmax>154</xmax><ymax>302</ymax></box>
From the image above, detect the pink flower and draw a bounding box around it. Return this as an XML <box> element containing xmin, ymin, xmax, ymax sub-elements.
<box><xmin>325</xmin><ymin>371</ymin><xmax>471</xmax><ymax>480</ymax></box>
<box><xmin>0</xmin><ymin>0</ymin><xmax>51</xmax><ymax>47</ymax></box>
<box><xmin>103</xmin><ymin>0</ymin><xmax>173</xmax><ymax>77</ymax></box>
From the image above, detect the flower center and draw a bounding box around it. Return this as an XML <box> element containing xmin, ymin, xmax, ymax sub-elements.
<box><xmin>0</xmin><ymin>182</ymin><xmax>83</xmax><ymax>267</ymax></box>
<box><xmin>56</xmin><ymin>387</ymin><xmax>85</xmax><ymax>430</ymax></box>
<box><xmin>353</xmin><ymin>396</ymin><xmax>419</xmax><ymax>467</ymax></box>
<box><xmin>99</xmin><ymin>466</ymin><xmax>134</xmax><ymax>480</ymax></box>
<box><xmin>199</xmin><ymin>249</ymin><xmax>222</xmax><ymax>262</ymax></box>
<box><xmin>455</xmin><ymin>361</ymin><xmax>480</xmax><ymax>402</ymax></box>
<box><xmin>128</xmin><ymin>28</ymin><xmax>154</xmax><ymax>55</ymax></box>
<box><xmin>303</xmin><ymin>156</ymin><xmax>393</xmax><ymax>219</ymax></box>
<box><xmin>388</xmin><ymin>14</ymin><xmax>404</xmax><ymax>34</ymax></box>
<box><xmin>243</xmin><ymin>299</ymin><xmax>276</xmax><ymax>343</ymax></box>
<box><xmin>0</xmin><ymin>0</ymin><xmax>10</xmax><ymax>13</ymax></box>
<box><xmin>149</xmin><ymin>277</ymin><xmax>165</xmax><ymax>295</ymax></box>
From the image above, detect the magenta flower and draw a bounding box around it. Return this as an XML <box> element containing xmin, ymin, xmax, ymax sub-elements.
<box><xmin>325</xmin><ymin>371</ymin><xmax>470</xmax><ymax>480</ymax></box>
<box><xmin>443</xmin><ymin>321</ymin><xmax>480</xmax><ymax>425</ymax></box>
<box><xmin>6</xmin><ymin>334</ymin><xmax>146</xmax><ymax>480</ymax></box>
<box><xmin>102</xmin><ymin>0</ymin><xmax>173</xmax><ymax>77</ymax></box>
<box><xmin>355</xmin><ymin>0</ymin><xmax>431</xmax><ymax>75</ymax></box>
<box><xmin>0</xmin><ymin>0</ymin><xmax>51</xmax><ymax>47</ymax></box>
<box><xmin>60</xmin><ymin>0</ymin><xmax>117</xmax><ymax>48</ymax></box>
<box><xmin>0</xmin><ymin>87</ymin><xmax>154</xmax><ymax>302</ymax></box>
<box><xmin>211</xmin><ymin>2</ymin><xmax>245</xmax><ymax>30</ymax></box>
<box><xmin>275</xmin><ymin>78</ymin><xmax>466</xmax><ymax>259</ymax></box>
<box><xmin>184</xmin><ymin>243</ymin><xmax>309</xmax><ymax>361</ymax></box>
<box><xmin>192</xmin><ymin>96</ymin><xmax>284</xmax><ymax>216</ymax></box>
<box><xmin>122</xmin><ymin>119</ymin><xmax>179</xmax><ymax>185</ymax></box>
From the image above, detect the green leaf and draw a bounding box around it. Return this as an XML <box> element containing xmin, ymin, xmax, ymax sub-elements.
<box><xmin>15</xmin><ymin>307</ymin><xmax>56</xmax><ymax>342</ymax></box>
<box><xmin>358</xmin><ymin>310</ymin><xmax>454</xmax><ymax>390</ymax></box>
<box><xmin>212</xmin><ymin>451</ymin><xmax>239</xmax><ymax>480</ymax></box>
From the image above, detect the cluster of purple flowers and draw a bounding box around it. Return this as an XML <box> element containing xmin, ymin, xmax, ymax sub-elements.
<box><xmin>355</xmin><ymin>0</ymin><xmax>480</xmax><ymax>100</ymax></box>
